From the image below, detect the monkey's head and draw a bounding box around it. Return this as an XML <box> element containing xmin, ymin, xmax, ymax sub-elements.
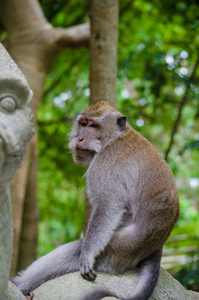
<box><xmin>69</xmin><ymin>100</ymin><xmax>127</xmax><ymax>166</ymax></box>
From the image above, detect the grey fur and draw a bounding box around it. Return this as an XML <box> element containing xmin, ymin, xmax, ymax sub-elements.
<box><xmin>12</xmin><ymin>101</ymin><xmax>179</xmax><ymax>300</ymax></box>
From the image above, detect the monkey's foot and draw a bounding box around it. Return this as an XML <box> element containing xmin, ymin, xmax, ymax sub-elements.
<box><xmin>25</xmin><ymin>291</ymin><xmax>34</xmax><ymax>299</ymax></box>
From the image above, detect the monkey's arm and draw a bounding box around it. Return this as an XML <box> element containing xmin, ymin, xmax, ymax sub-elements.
<box><xmin>79</xmin><ymin>199</ymin><xmax>124</xmax><ymax>281</ymax></box>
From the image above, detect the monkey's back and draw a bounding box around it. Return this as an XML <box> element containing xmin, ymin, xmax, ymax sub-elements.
<box><xmin>86</xmin><ymin>125</ymin><xmax>179</xmax><ymax>265</ymax></box>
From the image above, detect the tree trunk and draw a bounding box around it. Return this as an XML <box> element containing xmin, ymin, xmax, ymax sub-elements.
<box><xmin>84</xmin><ymin>0</ymin><xmax>119</xmax><ymax>229</ymax></box>
<box><xmin>0</xmin><ymin>0</ymin><xmax>90</xmax><ymax>276</ymax></box>
<box><xmin>89</xmin><ymin>0</ymin><xmax>118</xmax><ymax>107</ymax></box>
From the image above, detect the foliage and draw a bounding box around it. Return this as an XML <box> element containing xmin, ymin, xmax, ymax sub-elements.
<box><xmin>175</xmin><ymin>256</ymin><xmax>199</xmax><ymax>291</ymax></box>
<box><xmin>37</xmin><ymin>47</ymin><xmax>90</xmax><ymax>255</ymax></box>
<box><xmin>1</xmin><ymin>0</ymin><xmax>198</xmax><ymax>290</ymax></box>
<box><xmin>36</xmin><ymin>2</ymin><xmax>199</xmax><ymax>288</ymax></box>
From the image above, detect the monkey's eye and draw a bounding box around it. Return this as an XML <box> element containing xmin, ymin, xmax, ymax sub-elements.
<box><xmin>80</xmin><ymin>122</ymin><xmax>87</xmax><ymax>127</ymax></box>
<box><xmin>90</xmin><ymin>123</ymin><xmax>98</xmax><ymax>128</ymax></box>
<box><xmin>0</xmin><ymin>96</ymin><xmax>16</xmax><ymax>113</ymax></box>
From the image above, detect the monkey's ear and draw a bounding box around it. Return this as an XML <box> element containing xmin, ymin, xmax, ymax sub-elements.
<box><xmin>117</xmin><ymin>116</ymin><xmax>127</xmax><ymax>131</ymax></box>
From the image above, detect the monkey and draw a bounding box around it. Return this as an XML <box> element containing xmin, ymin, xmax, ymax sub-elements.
<box><xmin>12</xmin><ymin>100</ymin><xmax>179</xmax><ymax>300</ymax></box>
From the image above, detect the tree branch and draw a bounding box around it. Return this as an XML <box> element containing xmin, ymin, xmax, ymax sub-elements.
<box><xmin>0</xmin><ymin>0</ymin><xmax>90</xmax><ymax>50</ymax></box>
<box><xmin>164</xmin><ymin>54</ymin><xmax>199</xmax><ymax>161</ymax></box>
<box><xmin>54</xmin><ymin>22</ymin><xmax>90</xmax><ymax>48</ymax></box>
<box><xmin>0</xmin><ymin>0</ymin><xmax>48</xmax><ymax>34</ymax></box>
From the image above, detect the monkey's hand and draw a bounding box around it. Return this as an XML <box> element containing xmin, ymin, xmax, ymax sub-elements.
<box><xmin>79</xmin><ymin>255</ymin><xmax>97</xmax><ymax>282</ymax></box>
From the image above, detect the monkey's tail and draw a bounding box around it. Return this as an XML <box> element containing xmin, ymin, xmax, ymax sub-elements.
<box><xmin>77</xmin><ymin>288</ymin><xmax>118</xmax><ymax>300</ymax></box>
<box><xmin>77</xmin><ymin>251</ymin><xmax>161</xmax><ymax>300</ymax></box>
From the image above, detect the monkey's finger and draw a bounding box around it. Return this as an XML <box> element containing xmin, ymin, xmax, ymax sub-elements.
<box><xmin>81</xmin><ymin>269</ymin><xmax>97</xmax><ymax>281</ymax></box>
<box><xmin>81</xmin><ymin>272</ymin><xmax>90</xmax><ymax>281</ymax></box>
<box><xmin>82</xmin><ymin>272</ymin><xmax>94</xmax><ymax>281</ymax></box>
<box><xmin>91</xmin><ymin>269</ymin><xmax>97</xmax><ymax>279</ymax></box>
<box><xmin>82</xmin><ymin>273</ymin><xmax>92</xmax><ymax>281</ymax></box>
<box><xmin>88</xmin><ymin>270</ymin><xmax>97</xmax><ymax>281</ymax></box>
<box><xmin>87</xmin><ymin>270</ymin><xmax>97</xmax><ymax>281</ymax></box>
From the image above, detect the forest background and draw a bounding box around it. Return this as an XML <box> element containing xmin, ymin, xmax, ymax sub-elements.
<box><xmin>0</xmin><ymin>0</ymin><xmax>199</xmax><ymax>293</ymax></box>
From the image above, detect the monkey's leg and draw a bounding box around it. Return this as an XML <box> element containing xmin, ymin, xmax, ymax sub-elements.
<box><xmin>12</xmin><ymin>239</ymin><xmax>82</xmax><ymax>295</ymax></box>
<box><xmin>77</xmin><ymin>251</ymin><xmax>162</xmax><ymax>300</ymax></box>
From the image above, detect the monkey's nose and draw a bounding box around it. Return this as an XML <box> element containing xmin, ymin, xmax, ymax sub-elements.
<box><xmin>76</xmin><ymin>139</ymin><xmax>85</xmax><ymax>149</ymax></box>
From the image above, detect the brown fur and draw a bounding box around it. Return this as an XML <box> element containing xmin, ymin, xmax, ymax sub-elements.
<box><xmin>70</xmin><ymin>101</ymin><xmax>179</xmax><ymax>299</ymax></box>
<box><xmin>13</xmin><ymin>101</ymin><xmax>179</xmax><ymax>300</ymax></box>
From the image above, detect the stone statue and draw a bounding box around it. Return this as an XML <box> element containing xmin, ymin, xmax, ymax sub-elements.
<box><xmin>0</xmin><ymin>43</ymin><xmax>34</xmax><ymax>299</ymax></box>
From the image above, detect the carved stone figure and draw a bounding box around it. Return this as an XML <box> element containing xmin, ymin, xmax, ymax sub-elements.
<box><xmin>0</xmin><ymin>43</ymin><xmax>34</xmax><ymax>299</ymax></box>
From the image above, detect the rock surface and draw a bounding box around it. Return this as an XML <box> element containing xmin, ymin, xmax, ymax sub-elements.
<box><xmin>7</xmin><ymin>268</ymin><xmax>199</xmax><ymax>300</ymax></box>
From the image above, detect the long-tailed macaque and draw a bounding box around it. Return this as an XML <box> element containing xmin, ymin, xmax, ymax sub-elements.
<box><xmin>12</xmin><ymin>101</ymin><xmax>179</xmax><ymax>300</ymax></box>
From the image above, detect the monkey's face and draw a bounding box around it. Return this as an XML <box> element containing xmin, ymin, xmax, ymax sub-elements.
<box><xmin>69</xmin><ymin>115</ymin><xmax>102</xmax><ymax>166</ymax></box>
<box><xmin>0</xmin><ymin>77</ymin><xmax>34</xmax><ymax>183</ymax></box>
<box><xmin>69</xmin><ymin>101</ymin><xmax>127</xmax><ymax>167</ymax></box>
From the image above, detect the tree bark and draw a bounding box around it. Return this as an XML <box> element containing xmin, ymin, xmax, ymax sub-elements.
<box><xmin>84</xmin><ymin>0</ymin><xmax>119</xmax><ymax>229</ymax></box>
<box><xmin>84</xmin><ymin>0</ymin><xmax>118</xmax><ymax>231</ymax></box>
<box><xmin>89</xmin><ymin>0</ymin><xmax>118</xmax><ymax>107</ymax></box>
<box><xmin>0</xmin><ymin>0</ymin><xmax>90</xmax><ymax>276</ymax></box>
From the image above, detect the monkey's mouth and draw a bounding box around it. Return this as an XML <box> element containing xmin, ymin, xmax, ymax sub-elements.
<box><xmin>76</xmin><ymin>147</ymin><xmax>95</xmax><ymax>156</ymax></box>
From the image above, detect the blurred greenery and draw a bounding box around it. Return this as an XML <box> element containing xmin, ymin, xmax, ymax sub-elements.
<box><xmin>175</xmin><ymin>255</ymin><xmax>199</xmax><ymax>291</ymax></box>
<box><xmin>36</xmin><ymin>0</ymin><xmax>199</xmax><ymax>290</ymax></box>
<box><xmin>1</xmin><ymin>0</ymin><xmax>199</xmax><ymax>291</ymax></box>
